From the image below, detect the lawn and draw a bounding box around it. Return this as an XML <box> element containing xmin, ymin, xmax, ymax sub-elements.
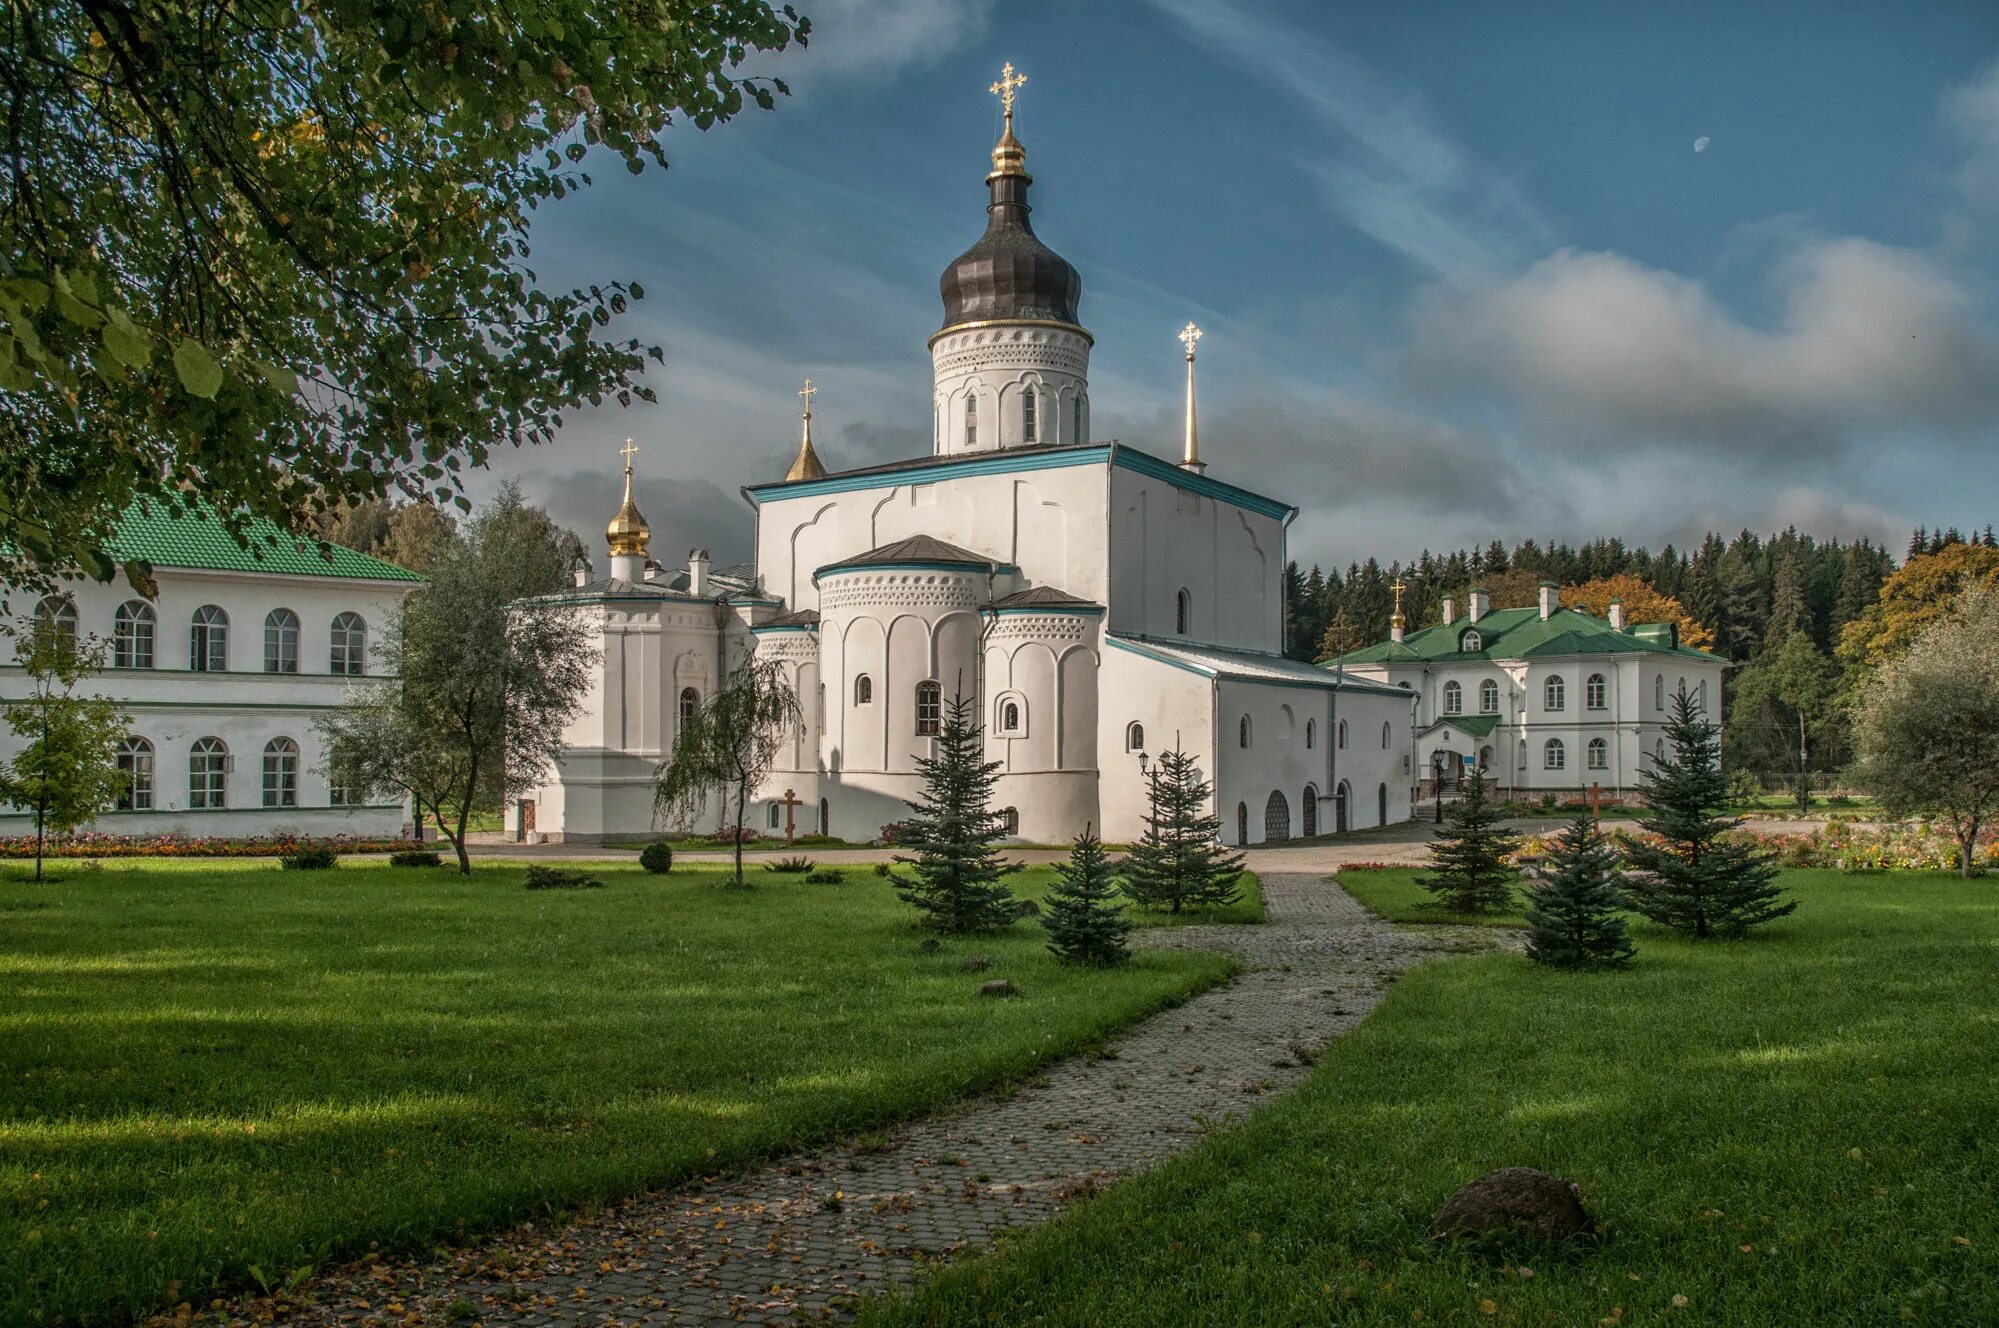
<box><xmin>1336</xmin><ymin>864</ymin><xmax>1530</xmax><ymax>927</ymax></box>
<box><xmin>862</xmin><ymin>868</ymin><xmax>1999</xmax><ymax>1326</ymax></box>
<box><xmin>0</xmin><ymin>860</ymin><xmax>1247</xmax><ymax>1325</ymax></box>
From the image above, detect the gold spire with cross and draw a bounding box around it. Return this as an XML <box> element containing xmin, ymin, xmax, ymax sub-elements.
<box><xmin>1389</xmin><ymin>575</ymin><xmax>1408</xmax><ymax>642</ymax></box>
<box><xmin>607</xmin><ymin>437</ymin><xmax>652</xmax><ymax>557</ymax></box>
<box><xmin>785</xmin><ymin>378</ymin><xmax>828</xmax><ymax>482</ymax></box>
<box><xmin>1178</xmin><ymin>321</ymin><xmax>1205</xmax><ymax>473</ymax></box>
<box><xmin>988</xmin><ymin>62</ymin><xmax>1028</xmax><ymax>176</ymax></box>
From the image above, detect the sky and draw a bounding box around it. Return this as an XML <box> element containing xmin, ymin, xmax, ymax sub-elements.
<box><xmin>474</xmin><ymin>0</ymin><xmax>1999</xmax><ymax>574</ymax></box>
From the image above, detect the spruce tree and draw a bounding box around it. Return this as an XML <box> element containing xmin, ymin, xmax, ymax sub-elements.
<box><xmin>1123</xmin><ymin>748</ymin><xmax>1245</xmax><ymax>914</ymax></box>
<box><xmin>1523</xmin><ymin>813</ymin><xmax>1635</xmax><ymax>969</ymax></box>
<box><xmin>1041</xmin><ymin>826</ymin><xmax>1133</xmax><ymax>967</ymax></box>
<box><xmin>892</xmin><ymin>691</ymin><xmax>1020</xmax><ymax>933</ymax></box>
<box><xmin>1624</xmin><ymin>690</ymin><xmax>1794</xmax><ymax>937</ymax></box>
<box><xmin>1417</xmin><ymin>765</ymin><xmax>1519</xmax><ymax>913</ymax></box>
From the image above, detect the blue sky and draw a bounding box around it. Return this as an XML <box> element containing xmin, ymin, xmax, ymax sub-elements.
<box><xmin>482</xmin><ymin>0</ymin><xmax>1999</xmax><ymax>571</ymax></box>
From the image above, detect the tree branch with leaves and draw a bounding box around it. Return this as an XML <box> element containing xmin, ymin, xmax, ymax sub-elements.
<box><xmin>654</xmin><ymin>651</ymin><xmax>800</xmax><ymax>887</ymax></box>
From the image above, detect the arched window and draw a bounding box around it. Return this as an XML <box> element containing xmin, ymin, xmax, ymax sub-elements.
<box><xmin>999</xmin><ymin>807</ymin><xmax>1020</xmax><ymax>835</ymax></box>
<box><xmin>262</xmin><ymin>737</ymin><xmax>299</xmax><ymax>808</ymax></box>
<box><xmin>190</xmin><ymin>605</ymin><xmax>229</xmax><ymax>672</ymax></box>
<box><xmin>1460</xmin><ymin>629</ymin><xmax>1483</xmax><ymax>653</ymax></box>
<box><xmin>1677</xmin><ymin>676</ymin><xmax>1687</xmax><ymax>706</ymax></box>
<box><xmin>1443</xmin><ymin>681</ymin><xmax>1463</xmax><ymax>715</ymax></box>
<box><xmin>1518</xmin><ymin>739</ymin><xmax>1528</xmax><ymax>769</ymax></box>
<box><xmin>1337</xmin><ymin>718</ymin><xmax>1348</xmax><ymax>749</ymax></box>
<box><xmin>33</xmin><ymin>596</ymin><xmax>78</xmax><ymax>652</ymax></box>
<box><xmin>189</xmin><ymin>737</ymin><xmax>229</xmax><ymax>808</ymax></box>
<box><xmin>1544</xmin><ymin>675</ymin><xmax>1566</xmax><ymax>711</ymax></box>
<box><xmin>1480</xmin><ymin>679</ymin><xmax>1499</xmax><ymax>713</ymax></box>
<box><xmin>1655</xmin><ymin>675</ymin><xmax>1665</xmax><ymax>710</ymax></box>
<box><xmin>1302</xmin><ymin>784</ymin><xmax>1319</xmax><ymax>836</ymax></box>
<box><xmin>1236</xmin><ymin>802</ymin><xmax>1248</xmax><ymax>845</ymax></box>
<box><xmin>1585</xmin><ymin>673</ymin><xmax>1606</xmax><ymax>709</ymax></box>
<box><xmin>915</xmin><ymin>681</ymin><xmax>942</xmax><ymax>736</ymax></box>
<box><xmin>1587</xmin><ymin>737</ymin><xmax>1609</xmax><ymax>770</ymax></box>
<box><xmin>1126</xmin><ymin>721</ymin><xmax>1145</xmax><ymax>752</ymax></box>
<box><xmin>330</xmin><ymin>613</ymin><xmax>367</xmax><ymax>676</ymax></box>
<box><xmin>767</xmin><ymin>803</ymin><xmax>781</xmax><ymax>829</ymax></box>
<box><xmin>854</xmin><ymin>674</ymin><xmax>873</xmax><ymax>705</ymax></box>
<box><xmin>1544</xmin><ymin>738</ymin><xmax>1566</xmax><ymax>770</ymax></box>
<box><xmin>964</xmin><ymin>393</ymin><xmax>978</xmax><ymax>447</ymax></box>
<box><xmin>1239</xmin><ymin>714</ymin><xmax>1251</xmax><ymax>748</ymax></box>
<box><xmin>1655</xmin><ymin>737</ymin><xmax>1667</xmax><ymax>764</ymax></box>
<box><xmin>997</xmin><ymin>697</ymin><xmax>1024</xmax><ymax>735</ymax></box>
<box><xmin>679</xmin><ymin>687</ymin><xmax>700</xmax><ymax>724</ymax></box>
<box><xmin>264</xmin><ymin>608</ymin><xmax>300</xmax><ymax>674</ymax></box>
<box><xmin>1074</xmin><ymin>395</ymin><xmax>1085</xmax><ymax>444</ymax></box>
<box><xmin>1382</xmin><ymin>720</ymin><xmax>1392</xmax><ymax>749</ymax></box>
<box><xmin>1021</xmin><ymin>387</ymin><xmax>1037</xmax><ymax>444</ymax></box>
<box><xmin>1378</xmin><ymin>782</ymin><xmax>1388</xmax><ymax>826</ymax></box>
<box><xmin>117</xmin><ymin>736</ymin><xmax>154</xmax><ymax>811</ymax></box>
<box><xmin>1263</xmin><ymin>790</ymin><xmax>1291</xmax><ymax>842</ymax></box>
<box><xmin>1175</xmin><ymin>588</ymin><xmax>1191</xmax><ymax>635</ymax></box>
<box><xmin>113</xmin><ymin>601</ymin><xmax>156</xmax><ymax>670</ymax></box>
<box><xmin>1305</xmin><ymin>719</ymin><xmax>1315</xmax><ymax>750</ymax></box>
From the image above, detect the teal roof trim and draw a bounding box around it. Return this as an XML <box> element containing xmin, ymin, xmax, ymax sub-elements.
<box><xmin>990</xmin><ymin>604</ymin><xmax>1104</xmax><ymax>617</ymax></box>
<box><xmin>1109</xmin><ymin>447</ymin><xmax>1294</xmax><ymax>521</ymax></box>
<box><xmin>106</xmin><ymin>501</ymin><xmax>424</xmax><ymax>583</ymax></box>
<box><xmin>1106</xmin><ymin>635</ymin><xmax>1213</xmax><ymax>679</ymax></box>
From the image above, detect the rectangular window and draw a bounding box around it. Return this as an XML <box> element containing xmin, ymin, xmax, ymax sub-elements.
<box><xmin>915</xmin><ymin>683</ymin><xmax>942</xmax><ymax>736</ymax></box>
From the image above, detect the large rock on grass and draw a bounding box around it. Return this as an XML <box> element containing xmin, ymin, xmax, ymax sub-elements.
<box><xmin>1432</xmin><ymin>1168</ymin><xmax>1592</xmax><ymax>1243</ymax></box>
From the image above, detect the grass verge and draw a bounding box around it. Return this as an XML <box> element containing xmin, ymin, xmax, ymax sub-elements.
<box><xmin>1335</xmin><ymin>865</ymin><xmax>1526</xmax><ymax>927</ymax></box>
<box><xmin>861</xmin><ymin>869</ymin><xmax>1998</xmax><ymax>1325</ymax></box>
<box><xmin>0</xmin><ymin>860</ymin><xmax>1240</xmax><ymax>1324</ymax></box>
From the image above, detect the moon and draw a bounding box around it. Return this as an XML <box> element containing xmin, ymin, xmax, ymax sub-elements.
<box><xmin>1694</xmin><ymin>136</ymin><xmax>1711</xmax><ymax>153</ymax></box>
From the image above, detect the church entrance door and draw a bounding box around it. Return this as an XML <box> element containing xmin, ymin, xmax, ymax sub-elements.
<box><xmin>1301</xmin><ymin>784</ymin><xmax>1318</xmax><ymax>836</ymax></box>
<box><xmin>1236</xmin><ymin>802</ymin><xmax>1248</xmax><ymax>845</ymax></box>
<box><xmin>819</xmin><ymin>798</ymin><xmax>830</xmax><ymax>838</ymax></box>
<box><xmin>1263</xmin><ymin>790</ymin><xmax>1290</xmax><ymax>843</ymax></box>
<box><xmin>1335</xmin><ymin>781</ymin><xmax>1351</xmax><ymax>833</ymax></box>
<box><xmin>517</xmin><ymin>799</ymin><xmax>535</xmax><ymax>843</ymax></box>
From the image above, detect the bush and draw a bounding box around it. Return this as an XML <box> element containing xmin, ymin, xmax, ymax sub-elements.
<box><xmin>873</xmin><ymin>861</ymin><xmax>895</xmax><ymax>878</ymax></box>
<box><xmin>523</xmin><ymin>865</ymin><xmax>602</xmax><ymax>891</ymax></box>
<box><xmin>638</xmin><ymin>841</ymin><xmax>673</xmax><ymax>874</ymax></box>
<box><xmin>279</xmin><ymin>845</ymin><xmax>338</xmax><ymax>871</ymax></box>
<box><xmin>765</xmin><ymin>855</ymin><xmax>814</xmax><ymax>873</ymax></box>
<box><xmin>389</xmin><ymin>849</ymin><xmax>442</xmax><ymax>868</ymax></box>
<box><xmin>804</xmin><ymin>868</ymin><xmax>844</xmax><ymax>884</ymax></box>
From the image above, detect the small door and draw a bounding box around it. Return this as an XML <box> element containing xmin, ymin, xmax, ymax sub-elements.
<box><xmin>819</xmin><ymin>797</ymin><xmax>830</xmax><ymax>837</ymax></box>
<box><xmin>1302</xmin><ymin>785</ymin><xmax>1319</xmax><ymax>836</ymax></box>
<box><xmin>517</xmin><ymin>799</ymin><xmax>536</xmax><ymax>842</ymax></box>
<box><xmin>1236</xmin><ymin>802</ymin><xmax>1248</xmax><ymax>845</ymax></box>
<box><xmin>1263</xmin><ymin>790</ymin><xmax>1290</xmax><ymax>843</ymax></box>
<box><xmin>1335</xmin><ymin>783</ymin><xmax>1350</xmax><ymax>833</ymax></box>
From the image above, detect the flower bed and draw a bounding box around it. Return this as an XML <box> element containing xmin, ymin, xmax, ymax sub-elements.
<box><xmin>1750</xmin><ymin>820</ymin><xmax>1999</xmax><ymax>873</ymax></box>
<box><xmin>0</xmin><ymin>831</ymin><xmax>426</xmax><ymax>860</ymax></box>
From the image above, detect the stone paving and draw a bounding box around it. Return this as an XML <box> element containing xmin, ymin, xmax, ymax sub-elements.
<box><xmin>237</xmin><ymin>875</ymin><xmax>1511</xmax><ymax>1328</ymax></box>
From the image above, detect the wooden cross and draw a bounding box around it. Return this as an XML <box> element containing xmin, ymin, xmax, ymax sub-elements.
<box><xmin>989</xmin><ymin>62</ymin><xmax>1026</xmax><ymax>120</ymax></box>
<box><xmin>798</xmin><ymin>378</ymin><xmax>815</xmax><ymax>415</ymax></box>
<box><xmin>778</xmin><ymin>787</ymin><xmax>804</xmax><ymax>846</ymax></box>
<box><xmin>619</xmin><ymin>437</ymin><xmax>638</xmax><ymax>470</ymax></box>
<box><xmin>1589</xmin><ymin>780</ymin><xmax>1603</xmax><ymax>833</ymax></box>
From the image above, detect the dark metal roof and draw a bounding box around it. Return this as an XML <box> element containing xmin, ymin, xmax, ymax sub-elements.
<box><xmin>937</xmin><ymin>145</ymin><xmax>1082</xmax><ymax>332</ymax></box>
<box><xmin>817</xmin><ymin>535</ymin><xmax>1004</xmax><ymax>575</ymax></box>
<box><xmin>988</xmin><ymin>585</ymin><xmax>1099</xmax><ymax>609</ymax></box>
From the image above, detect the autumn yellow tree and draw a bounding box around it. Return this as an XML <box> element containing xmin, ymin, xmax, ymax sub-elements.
<box><xmin>1564</xmin><ymin>574</ymin><xmax>1716</xmax><ymax>652</ymax></box>
<box><xmin>1836</xmin><ymin>543</ymin><xmax>1999</xmax><ymax>668</ymax></box>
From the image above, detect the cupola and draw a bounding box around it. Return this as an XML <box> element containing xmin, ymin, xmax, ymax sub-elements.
<box><xmin>606</xmin><ymin>438</ymin><xmax>651</xmax><ymax>581</ymax></box>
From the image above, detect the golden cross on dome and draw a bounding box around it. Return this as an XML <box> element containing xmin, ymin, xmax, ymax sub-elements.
<box><xmin>619</xmin><ymin>437</ymin><xmax>638</xmax><ymax>470</ymax></box>
<box><xmin>798</xmin><ymin>378</ymin><xmax>816</xmax><ymax>414</ymax></box>
<box><xmin>1179</xmin><ymin>321</ymin><xmax>1203</xmax><ymax>358</ymax></box>
<box><xmin>1391</xmin><ymin>576</ymin><xmax>1407</xmax><ymax>605</ymax></box>
<box><xmin>990</xmin><ymin>62</ymin><xmax>1027</xmax><ymax>122</ymax></box>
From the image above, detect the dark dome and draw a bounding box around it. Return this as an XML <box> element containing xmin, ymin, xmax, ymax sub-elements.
<box><xmin>938</xmin><ymin>133</ymin><xmax>1083</xmax><ymax>332</ymax></box>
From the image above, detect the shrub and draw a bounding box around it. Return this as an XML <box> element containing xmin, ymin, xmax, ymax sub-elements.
<box><xmin>873</xmin><ymin>861</ymin><xmax>895</xmax><ymax>878</ymax></box>
<box><xmin>279</xmin><ymin>845</ymin><xmax>338</xmax><ymax>871</ymax></box>
<box><xmin>524</xmin><ymin>865</ymin><xmax>602</xmax><ymax>891</ymax></box>
<box><xmin>389</xmin><ymin>849</ymin><xmax>443</xmax><ymax>868</ymax></box>
<box><xmin>804</xmin><ymin>868</ymin><xmax>844</xmax><ymax>884</ymax></box>
<box><xmin>638</xmin><ymin>841</ymin><xmax>673</xmax><ymax>874</ymax></box>
<box><xmin>765</xmin><ymin>855</ymin><xmax>814</xmax><ymax>873</ymax></box>
<box><xmin>0</xmin><ymin>832</ymin><xmax>425</xmax><ymax>859</ymax></box>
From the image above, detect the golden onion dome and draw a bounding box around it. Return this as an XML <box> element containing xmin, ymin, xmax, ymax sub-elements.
<box><xmin>607</xmin><ymin>440</ymin><xmax>651</xmax><ymax>557</ymax></box>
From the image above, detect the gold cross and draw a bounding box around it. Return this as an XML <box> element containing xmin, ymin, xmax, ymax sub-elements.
<box><xmin>619</xmin><ymin>437</ymin><xmax>638</xmax><ymax>469</ymax></box>
<box><xmin>798</xmin><ymin>378</ymin><xmax>816</xmax><ymax>414</ymax></box>
<box><xmin>1179</xmin><ymin>321</ymin><xmax>1203</xmax><ymax>356</ymax></box>
<box><xmin>1391</xmin><ymin>577</ymin><xmax>1407</xmax><ymax>612</ymax></box>
<box><xmin>990</xmin><ymin>62</ymin><xmax>1027</xmax><ymax>121</ymax></box>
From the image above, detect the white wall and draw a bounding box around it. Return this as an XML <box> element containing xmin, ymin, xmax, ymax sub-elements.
<box><xmin>1106</xmin><ymin>468</ymin><xmax>1286</xmax><ymax>652</ymax></box>
<box><xmin>930</xmin><ymin>324</ymin><xmax>1092</xmax><ymax>454</ymax></box>
<box><xmin>1214</xmin><ymin>681</ymin><xmax>1414</xmax><ymax>845</ymax></box>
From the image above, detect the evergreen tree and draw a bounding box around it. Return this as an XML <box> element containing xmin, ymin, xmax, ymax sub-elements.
<box><xmin>1124</xmin><ymin>748</ymin><xmax>1245</xmax><ymax>913</ymax></box>
<box><xmin>1523</xmin><ymin>813</ymin><xmax>1636</xmax><ymax>969</ymax></box>
<box><xmin>1765</xmin><ymin>546</ymin><xmax>1809</xmax><ymax>647</ymax></box>
<box><xmin>892</xmin><ymin>691</ymin><xmax>1020</xmax><ymax>932</ymax></box>
<box><xmin>1417</xmin><ymin>765</ymin><xmax>1519</xmax><ymax>914</ymax></box>
<box><xmin>1624</xmin><ymin>691</ymin><xmax>1794</xmax><ymax>936</ymax></box>
<box><xmin>1041</xmin><ymin>826</ymin><xmax>1133</xmax><ymax>967</ymax></box>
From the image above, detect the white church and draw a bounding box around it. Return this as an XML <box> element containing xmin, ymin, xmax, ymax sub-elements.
<box><xmin>512</xmin><ymin>70</ymin><xmax>1418</xmax><ymax>847</ymax></box>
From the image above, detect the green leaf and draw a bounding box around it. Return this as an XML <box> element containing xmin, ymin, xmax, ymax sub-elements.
<box><xmin>249</xmin><ymin>358</ymin><xmax>299</xmax><ymax>395</ymax></box>
<box><xmin>102</xmin><ymin>316</ymin><xmax>151</xmax><ymax>369</ymax></box>
<box><xmin>172</xmin><ymin>338</ymin><xmax>224</xmax><ymax>399</ymax></box>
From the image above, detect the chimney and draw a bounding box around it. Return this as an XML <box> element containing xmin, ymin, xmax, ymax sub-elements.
<box><xmin>571</xmin><ymin>556</ymin><xmax>592</xmax><ymax>588</ymax></box>
<box><xmin>1441</xmin><ymin>596</ymin><xmax>1456</xmax><ymax>625</ymax></box>
<box><xmin>688</xmin><ymin>547</ymin><xmax>711</xmax><ymax>597</ymax></box>
<box><xmin>1538</xmin><ymin>580</ymin><xmax>1559</xmax><ymax>620</ymax></box>
<box><xmin>643</xmin><ymin>558</ymin><xmax>662</xmax><ymax>582</ymax></box>
<box><xmin>1608</xmin><ymin>598</ymin><xmax>1626</xmax><ymax>631</ymax></box>
<box><xmin>1468</xmin><ymin>587</ymin><xmax>1490</xmax><ymax>623</ymax></box>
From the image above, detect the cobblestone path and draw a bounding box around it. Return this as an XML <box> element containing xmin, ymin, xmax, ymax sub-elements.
<box><xmin>246</xmin><ymin>876</ymin><xmax>1507</xmax><ymax>1328</ymax></box>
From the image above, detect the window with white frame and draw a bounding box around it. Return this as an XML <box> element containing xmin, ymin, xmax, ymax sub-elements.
<box><xmin>1585</xmin><ymin>673</ymin><xmax>1607</xmax><ymax>709</ymax></box>
<box><xmin>915</xmin><ymin>681</ymin><xmax>942</xmax><ymax>736</ymax></box>
<box><xmin>114</xmin><ymin>601</ymin><xmax>156</xmax><ymax>669</ymax></box>
<box><xmin>264</xmin><ymin>608</ymin><xmax>300</xmax><ymax>674</ymax></box>
<box><xmin>1544</xmin><ymin>675</ymin><xmax>1566</xmax><ymax>711</ymax></box>
<box><xmin>1480</xmin><ymin>678</ymin><xmax>1499</xmax><ymax>713</ymax></box>
<box><xmin>262</xmin><ymin>737</ymin><xmax>299</xmax><ymax>808</ymax></box>
<box><xmin>189</xmin><ymin>737</ymin><xmax>228</xmax><ymax>808</ymax></box>
<box><xmin>1655</xmin><ymin>675</ymin><xmax>1664</xmax><ymax>710</ymax></box>
<box><xmin>964</xmin><ymin>393</ymin><xmax>978</xmax><ymax>447</ymax></box>
<box><xmin>995</xmin><ymin>695</ymin><xmax>1024</xmax><ymax>736</ymax></box>
<box><xmin>118</xmin><ymin>736</ymin><xmax>154</xmax><ymax>810</ymax></box>
<box><xmin>1126</xmin><ymin>721</ymin><xmax>1145</xmax><ymax>752</ymax></box>
<box><xmin>1544</xmin><ymin>738</ymin><xmax>1566</xmax><ymax>770</ymax></box>
<box><xmin>1443</xmin><ymin>680</ymin><xmax>1463</xmax><ymax>715</ymax></box>
<box><xmin>1587</xmin><ymin>737</ymin><xmax>1608</xmax><ymax>770</ymax></box>
<box><xmin>33</xmin><ymin>595</ymin><xmax>77</xmax><ymax>653</ymax></box>
<box><xmin>1022</xmin><ymin>387</ymin><xmax>1037</xmax><ymax>444</ymax></box>
<box><xmin>854</xmin><ymin>674</ymin><xmax>873</xmax><ymax>705</ymax></box>
<box><xmin>330</xmin><ymin>612</ymin><xmax>367</xmax><ymax>676</ymax></box>
<box><xmin>190</xmin><ymin>605</ymin><xmax>229</xmax><ymax>672</ymax></box>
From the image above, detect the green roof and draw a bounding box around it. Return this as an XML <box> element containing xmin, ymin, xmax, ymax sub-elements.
<box><xmin>1330</xmin><ymin>606</ymin><xmax>1714</xmax><ymax>666</ymax></box>
<box><xmin>1418</xmin><ymin>714</ymin><xmax>1500</xmax><ymax>738</ymax></box>
<box><xmin>106</xmin><ymin>501</ymin><xmax>425</xmax><ymax>583</ymax></box>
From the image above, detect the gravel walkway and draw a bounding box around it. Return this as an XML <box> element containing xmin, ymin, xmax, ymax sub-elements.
<box><xmin>228</xmin><ymin>875</ymin><xmax>1509</xmax><ymax>1328</ymax></box>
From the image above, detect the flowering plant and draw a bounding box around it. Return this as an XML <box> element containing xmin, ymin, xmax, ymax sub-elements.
<box><xmin>0</xmin><ymin>831</ymin><xmax>425</xmax><ymax>860</ymax></box>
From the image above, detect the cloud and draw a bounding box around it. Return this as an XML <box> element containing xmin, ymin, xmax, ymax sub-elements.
<box><xmin>1146</xmin><ymin>0</ymin><xmax>1556</xmax><ymax>276</ymax></box>
<box><xmin>1945</xmin><ymin>56</ymin><xmax>1999</xmax><ymax>212</ymax></box>
<box><xmin>1404</xmin><ymin>239</ymin><xmax>1999</xmax><ymax>458</ymax></box>
<box><xmin>784</xmin><ymin>0</ymin><xmax>995</xmax><ymax>78</ymax></box>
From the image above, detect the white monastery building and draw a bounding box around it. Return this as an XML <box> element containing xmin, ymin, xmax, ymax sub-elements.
<box><xmin>0</xmin><ymin>504</ymin><xmax>422</xmax><ymax>839</ymax></box>
<box><xmin>1332</xmin><ymin>583</ymin><xmax>1726</xmax><ymax>799</ymax></box>
<box><xmin>515</xmin><ymin>72</ymin><xmax>1417</xmax><ymax>846</ymax></box>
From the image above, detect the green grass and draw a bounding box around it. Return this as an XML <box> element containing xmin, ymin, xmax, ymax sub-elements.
<box><xmin>862</xmin><ymin>869</ymin><xmax>1999</xmax><ymax>1326</ymax></box>
<box><xmin>1336</xmin><ymin>865</ymin><xmax>1527</xmax><ymax>927</ymax></box>
<box><xmin>0</xmin><ymin>861</ymin><xmax>1246</xmax><ymax>1325</ymax></box>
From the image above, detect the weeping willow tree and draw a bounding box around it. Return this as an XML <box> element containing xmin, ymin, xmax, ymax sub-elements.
<box><xmin>654</xmin><ymin>653</ymin><xmax>800</xmax><ymax>886</ymax></box>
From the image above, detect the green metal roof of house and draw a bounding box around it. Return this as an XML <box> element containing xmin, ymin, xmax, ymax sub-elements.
<box><xmin>1329</xmin><ymin>606</ymin><xmax>1714</xmax><ymax>667</ymax></box>
<box><xmin>106</xmin><ymin>501</ymin><xmax>425</xmax><ymax>582</ymax></box>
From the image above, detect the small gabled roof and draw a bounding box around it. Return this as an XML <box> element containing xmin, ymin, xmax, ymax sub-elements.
<box><xmin>1417</xmin><ymin>714</ymin><xmax>1501</xmax><ymax>738</ymax></box>
<box><xmin>1331</xmin><ymin>605</ymin><xmax>1715</xmax><ymax>665</ymax></box>
<box><xmin>815</xmin><ymin>535</ymin><xmax>1009</xmax><ymax>578</ymax></box>
<box><xmin>987</xmin><ymin>585</ymin><xmax>1100</xmax><ymax>611</ymax></box>
<box><xmin>754</xmin><ymin>608</ymin><xmax>822</xmax><ymax>629</ymax></box>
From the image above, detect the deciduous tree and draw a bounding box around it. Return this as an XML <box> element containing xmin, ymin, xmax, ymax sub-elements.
<box><xmin>1838</xmin><ymin>543</ymin><xmax>1999</xmax><ymax>669</ymax></box>
<box><xmin>654</xmin><ymin>653</ymin><xmax>800</xmax><ymax>887</ymax></box>
<box><xmin>1725</xmin><ymin>634</ymin><xmax>1846</xmax><ymax>812</ymax></box>
<box><xmin>0</xmin><ymin>619</ymin><xmax>127</xmax><ymax>879</ymax></box>
<box><xmin>1563</xmin><ymin>573</ymin><xmax>1715</xmax><ymax>651</ymax></box>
